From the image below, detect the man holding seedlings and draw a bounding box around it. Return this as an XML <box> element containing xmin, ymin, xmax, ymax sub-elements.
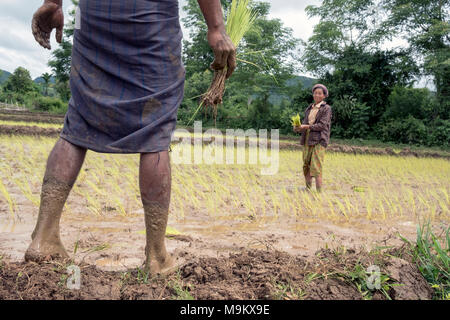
<box><xmin>26</xmin><ymin>0</ymin><xmax>236</xmax><ymax>275</ymax></box>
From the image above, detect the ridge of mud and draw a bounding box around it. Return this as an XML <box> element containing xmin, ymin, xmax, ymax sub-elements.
<box><xmin>0</xmin><ymin>115</ymin><xmax>64</xmax><ymax>124</ymax></box>
<box><xmin>0</xmin><ymin>124</ymin><xmax>448</xmax><ymax>159</ymax></box>
<box><xmin>0</xmin><ymin>125</ymin><xmax>62</xmax><ymax>137</ymax></box>
<box><xmin>0</xmin><ymin>247</ymin><xmax>433</xmax><ymax>300</ymax></box>
<box><xmin>0</xmin><ymin>109</ymin><xmax>65</xmax><ymax>118</ymax></box>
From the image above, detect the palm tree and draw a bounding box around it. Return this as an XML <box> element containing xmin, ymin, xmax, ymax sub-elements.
<box><xmin>41</xmin><ymin>72</ymin><xmax>52</xmax><ymax>96</ymax></box>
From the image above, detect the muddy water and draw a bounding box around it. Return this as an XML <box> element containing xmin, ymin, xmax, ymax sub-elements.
<box><xmin>0</xmin><ymin>196</ymin><xmax>430</xmax><ymax>272</ymax></box>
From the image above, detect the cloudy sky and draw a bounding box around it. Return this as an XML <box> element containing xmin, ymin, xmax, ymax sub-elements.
<box><xmin>0</xmin><ymin>0</ymin><xmax>405</xmax><ymax>80</ymax></box>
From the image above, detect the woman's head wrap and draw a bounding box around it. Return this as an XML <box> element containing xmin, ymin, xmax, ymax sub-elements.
<box><xmin>312</xmin><ymin>84</ymin><xmax>328</xmax><ymax>97</ymax></box>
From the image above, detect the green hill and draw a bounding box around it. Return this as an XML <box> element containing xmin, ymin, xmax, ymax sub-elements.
<box><xmin>0</xmin><ymin>69</ymin><xmax>56</xmax><ymax>86</ymax></box>
<box><xmin>34</xmin><ymin>75</ymin><xmax>56</xmax><ymax>85</ymax></box>
<box><xmin>0</xmin><ymin>69</ymin><xmax>12</xmax><ymax>85</ymax></box>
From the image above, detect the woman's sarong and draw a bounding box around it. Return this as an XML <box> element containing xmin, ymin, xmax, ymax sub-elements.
<box><xmin>60</xmin><ymin>0</ymin><xmax>186</xmax><ymax>153</ymax></box>
<box><xmin>303</xmin><ymin>130</ymin><xmax>326</xmax><ymax>177</ymax></box>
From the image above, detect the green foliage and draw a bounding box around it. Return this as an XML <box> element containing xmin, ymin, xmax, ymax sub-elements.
<box><xmin>1</xmin><ymin>0</ymin><xmax>445</xmax><ymax>149</ymax></box>
<box><xmin>378</xmin><ymin>115</ymin><xmax>427</xmax><ymax>145</ymax></box>
<box><xmin>381</xmin><ymin>0</ymin><xmax>450</xmax><ymax>104</ymax></box>
<box><xmin>428</xmin><ymin>118</ymin><xmax>450</xmax><ymax>147</ymax></box>
<box><xmin>378</xmin><ymin>116</ymin><xmax>450</xmax><ymax>147</ymax></box>
<box><xmin>48</xmin><ymin>39</ymin><xmax>72</xmax><ymax>102</ymax></box>
<box><xmin>399</xmin><ymin>220</ymin><xmax>450</xmax><ymax>300</ymax></box>
<box><xmin>41</xmin><ymin>72</ymin><xmax>52</xmax><ymax>96</ymax></box>
<box><xmin>331</xmin><ymin>96</ymin><xmax>371</xmax><ymax>139</ymax></box>
<box><xmin>344</xmin><ymin>263</ymin><xmax>400</xmax><ymax>300</ymax></box>
<box><xmin>299</xmin><ymin>0</ymin><xmax>448</xmax><ymax>146</ymax></box>
<box><xmin>272</xmin><ymin>280</ymin><xmax>306</xmax><ymax>300</ymax></box>
<box><xmin>32</xmin><ymin>96</ymin><xmax>67</xmax><ymax>114</ymax></box>
<box><xmin>302</xmin><ymin>0</ymin><xmax>387</xmax><ymax>77</ymax></box>
<box><xmin>182</xmin><ymin>0</ymin><xmax>300</xmax><ymax>83</ymax></box>
<box><xmin>321</xmin><ymin>46</ymin><xmax>419</xmax><ymax>123</ymax></box>
<box><xmin>47</xmin><ymin>0</ymin><xmax>79</xmax><ymax>102</ymax></box>
<box><xmin>373</xmin><ymin>86</ymin><xmax>450</xmax><ymax>147</ymax></box>
<box><xmin>1</xmin><ymin>67</ymin><xmax>38</xmax><ymax>96</ymax></box>
<box><xmin>169</xmin><ymin>270</ymin><xmax>195</xmax><ymax>300</ymax></box>
<box><xmin>0</xmin><ymin>67</ymin><xmax>42</xmax><ymax>108</ymax></box>
<box><xmin>383</xmin><ymin>86</ymin><xmax>435</xmax><ymax>120</ymax></box>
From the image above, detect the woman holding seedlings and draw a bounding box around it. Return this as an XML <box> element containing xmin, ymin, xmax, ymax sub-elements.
<box><xmin>294</xmin><ymin>84</ymin><xmax>332</xmax><ymax>193</ymax></box>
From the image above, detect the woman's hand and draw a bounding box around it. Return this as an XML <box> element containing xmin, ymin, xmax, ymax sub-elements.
<box><xmin>300</xmin><ymin>125</ymin><xmax>310</xmax><ymax>131</ymax></box>
<box><xmin>32</xmin><ymin>1</ymin><xmax>64</xmax><ymax>50</ymax></box>
<box><xmin>293</xmin><ymin>125</ymin><xmax>301</xmax><ymax>133</ymax></box>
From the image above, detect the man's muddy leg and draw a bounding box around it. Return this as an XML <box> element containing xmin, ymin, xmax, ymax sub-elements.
<box><xmin>25</xmin><ymin>138</ymin><xmax>87</xmax><ymax>262</ymax></box>
<box><xmin>139</xmin><ymin>150</ymin><xmax>177</xmax><ymax>274</ymax></box>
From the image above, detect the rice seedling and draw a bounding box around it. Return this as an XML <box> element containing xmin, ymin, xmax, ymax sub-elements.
<box><xmin>0</xmin><ymin>133</ymin><xmax>448</xmax><ymax>250</ymax></box>
<box><xmin>272</xmin><ymin>280</ymin><xmax>306</xmax><ymax>300</ymax></box>
<box><xmin>0</xmin><ymin>178</ymin><xmax>16</xmax><ymax>219</ymax></box>
<box><xmin>169</xmin><ymin>270</ymin><xmax>195</xmax><ymax>300</ymax></box>
<box><xmin>291</xmin><ymin>113</ymin><xmax>301</xmax><ymax>127</ymax></box>
<box><xmin>12</xmin><ymin>178</ymin><xmax>39</xmax><ymax>207</ymax></box>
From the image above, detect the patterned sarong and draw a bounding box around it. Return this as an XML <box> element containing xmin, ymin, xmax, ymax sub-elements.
<box><xmin>60</xmin><ymin>0</ymin><xmax>186</xmax><ymax>153</ymax></box>
<box><xmin>302</xmin><ymin>130</ymin><xmax>326</xmax><ymax>177</ymax></box>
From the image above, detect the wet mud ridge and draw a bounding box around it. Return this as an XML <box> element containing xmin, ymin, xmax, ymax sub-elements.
<box><xmin>0</xmin><ymin>247</ymin><xmax>433</xmax><ymax>300</ymax></box>
<box><xmin>0</xmin><ymin>125</ymin><xmax>62</xmax><ymax>137</ymax></box>
<box><xmin>0</xmin><ymin>109</ymin><xmax>65</xmax><ymax>118</ymax></box>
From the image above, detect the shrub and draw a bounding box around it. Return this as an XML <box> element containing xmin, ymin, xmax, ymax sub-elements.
<box><xmin>384</xmin><ymin>86</ymin><xmax>434</xmax><ymax>120</ymax></box>
<box><xmin>378</xmin><ymin>116</ymin><xmax>427</xmax><ymax>145</ymax></box>
<box><xmin>32</xmin><ymin>96</ymin><xmax>67</xmax><ymax>114</ymax></box>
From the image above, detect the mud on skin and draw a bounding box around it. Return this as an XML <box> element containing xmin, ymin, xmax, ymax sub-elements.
<box><xmin>25</xmin><ymin>175</ymin><xmax>73</xmax><ymax>262</ymax></box>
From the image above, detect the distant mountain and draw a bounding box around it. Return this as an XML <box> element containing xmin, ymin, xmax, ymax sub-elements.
<box><xmin>266</xmin><ymin>75</ymin><xmax>317</xmax><ymax>106</ymax></box>
<box><xmin>0</xmin><ymin>69</ymin><xmax>56</xmax><ymax>86</ymax></box>
<box><xmin>0</xmin><ymin>69</ymin><xmax>12</xmax><ymax>85</ymax></box>
<box><xmin>287</xmin><ymin>75</ymin><xmax>317</xmax><ymax>89</ymax></box>
<box><xmin>34</xmin><ymin>75</ymin><xmax>56</xmax><ymax>85</ymax></box>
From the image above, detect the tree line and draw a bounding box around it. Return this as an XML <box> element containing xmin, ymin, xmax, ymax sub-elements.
<box><xmin>1</xmin><ymin>0</ymin><xmax>448</xmax><ymax>147</ymax></box>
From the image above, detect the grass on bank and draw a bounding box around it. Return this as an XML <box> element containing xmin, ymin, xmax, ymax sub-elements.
<box><xmin>398</xmin><ymin>220</ymin><xmax>450</xmax><ymax>300</ymax></box>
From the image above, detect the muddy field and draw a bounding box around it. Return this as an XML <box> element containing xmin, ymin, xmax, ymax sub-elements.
<box><xmin>0</xmin><ymin>245</ymin><xmax>434</xmax><ymax>300</ymax></box>
<box><xmin>0</xmin><ymin>109</ymin><xmax>448</xmax><ymax>300</ymax></box>
<box><xmin>0</xmin><ymin>159</ymin><xmax>444</xmax><ymax>300</ymax></box>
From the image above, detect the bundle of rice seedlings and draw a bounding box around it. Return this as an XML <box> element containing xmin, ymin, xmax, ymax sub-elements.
<box><xmin>201</xmin><ymin>0</ymin><xmax>258</xmax><ymax>122</ymax></box>
<box><xmin>291</xmin><ymin>113</ymin><xmax>301</xmax><ymax>127</ymax></box>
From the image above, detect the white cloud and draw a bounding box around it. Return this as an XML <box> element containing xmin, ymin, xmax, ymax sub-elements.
<box><xmin>0</xmin><ymin>0</ymin><xmax>75</xmax><ymax>79</ymax></box>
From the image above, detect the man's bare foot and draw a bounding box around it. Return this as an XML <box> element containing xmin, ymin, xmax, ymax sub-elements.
<box><xmin>24</xmin><ymin>238</ymin><xmax>69</xmax><ymax>263</ymax></box>
<box><xmin>144</xmin><ymin>253</ymin><xmax>185</xmax><ymax>276</ymax></box>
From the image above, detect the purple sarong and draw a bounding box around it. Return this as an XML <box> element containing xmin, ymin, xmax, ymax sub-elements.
<box><xmin>60</xmin><ymin>0</ymin><xmax>186</xmax><ymax>153</ymax></box>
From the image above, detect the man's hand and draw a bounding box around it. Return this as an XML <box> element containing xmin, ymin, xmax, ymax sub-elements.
<box><xmin>32</xmin><ymin>1</ymin><xmax>64</xmax><ymax>50</ymax></box>
<box><xmin>207</xmin><ymin>28</ymin><xmax>236</xmax><ymax>79</ymax></box>
<box><xmin>197</xmin><ymin>0</ymin><xmax>237</xmax><ymax>79</ymax></box>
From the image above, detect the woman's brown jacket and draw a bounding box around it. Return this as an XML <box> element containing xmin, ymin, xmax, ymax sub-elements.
<box><xmin>300</xmin><ymin>102</ymin><xmax>332</xmax><ymax>148</ymax></box>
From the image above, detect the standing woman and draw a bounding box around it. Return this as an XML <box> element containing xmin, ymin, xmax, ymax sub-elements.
<box><xmin>294</xmin><ymin>84</ymin><xmax>332</xmax><ymax>193</ymax></box>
